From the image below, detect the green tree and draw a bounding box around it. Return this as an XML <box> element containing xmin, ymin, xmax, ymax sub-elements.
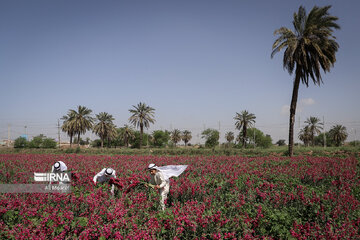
<box><xmin>28</xmin><ymin>134</ymin><xmax>46</xmax><ymax>148</ymax></box>
<box><xmin>68</xmin><ymin>106</ymin><xmax>94</xmax><ymax>147</ymax></box>
<box><xmin>234</xmin><ymin>110</ymin><xmax>256</xmax><ymax>147</ymax></box>
<box><xmin>225</xmin><ymin>132</ymin><xmax>234</xmax><ymax>144</ymax></box>
<box><xmin>299</xmin><ymin>125</ymin><xmax>312</xmax><ymax>146</ymax></box>
<box><xmin>119</xmin><ymin>125</ymin><xmax>135</xmax><ymax>148</ymax></box>
<box><xmin>276</xmin><ymin>139</ymin><xmax>286</xmax><ymax>146</ymax></box>
<box><xmin>130</xmin><ymin>131</ymin><xmax>150</xmax><ymax>148</ymax></box>
<box><xmin>14</xmin><ymin>137</ymin><xmax>27</xmax><ymax>148</ymax></box>
<box><xmin>93</xmin><ymin>112</ymin><xmax>116</xmax><ymax>148</ymax></box>
<box><xmin>171</xmin><ymin>129</ymin><xmax>182</xmax><ymax>146</ymax></box>
<box><xmin>201</xmin><ymin>128</ymin><xmax>220</xmax><ymax>148</ymax></box>
<box><xmin>329</xmin><ymin>124</ymin><xmax>348</xmax><ymax>146</ymax></box>
<box><xmin>129</xmin><ymin>102</ymin><xmax>155</xmax><ymax>149</ymax></box>
<box><xmin>272</xmin><ymin>5</ymin><xmax>340</xmax><ymax>156</ymax></box>
<box><xmin>42</xmin><ymin>138</ymin><xmax>57</xmax><ymax>148</ymax></box>
<box><xmin>182</xmin><ymin>130</ymin><xmax>192</xmax><ymax>146</ymax></box>
<box><xmin>225</xmin><ymin>132</ymin><xmax>234</xmax><ymax>148</ymax></box>
<box><xmin>61</xmin><ymin>111</ymin><xmax>76</xmax><ymax>147</ymax></box>
<box><xmin>247</xmin><ymin>128</ymin><xmax>273</xmax><ymax>148</ymax></box>
<box><xmin>314</xmin><ymin>132</ymin><xmax>334</xmax><ymax>147</ymax></box>
<box><xmin>304</xmin><ymin>116</ymin><xmax>323</xmax><ymax>146</ymax></box>
<box><xmin>152</xmin><ymin>130</ymin><xmax>170</xmax><ymax>147</ymax></box>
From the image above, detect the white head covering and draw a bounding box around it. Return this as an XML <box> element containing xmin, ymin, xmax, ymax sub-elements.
<box><xmin>148</xmin><ymin>163</ymin><xmax>158</xmax><ymax>170</ymax></box>
<box><xmin>105</xmin><ymin>168</ymin><xmax>113</xmax><ymax>176</ymax></box>
<box><xmin>54</xmin><ymin>162</ymin><xmax>61</xmax><ymax>170</ymax></box>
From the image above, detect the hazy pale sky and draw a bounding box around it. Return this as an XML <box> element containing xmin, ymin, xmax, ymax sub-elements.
<box><xmin>0</xmin><ymin>0</ymin><xmax>359</xmax><ymax>144</ymax></box>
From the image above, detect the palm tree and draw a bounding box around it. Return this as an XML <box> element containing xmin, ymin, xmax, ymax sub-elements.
<box><xmin>93</xmin><ymin>112</ymin><xmax>115</xmax><ymax>148</ymax></box>
<box><xmin>234</xmin><ymin>110</ymin><xmax>256</xmax><ymax>147</ymax></box>
<box><xmin>121</xmin><ymin>125</ymin><xmax>135</xmax><ymax>148</ymax></box>
<box><xmin>329</xmin><ymin>124</ymin><xmax>348</xmax><ymax>146</ymax></box>
<box><xmin>225</xmin><ymin>132</ymin><xmax>235</xmax><ymax>146</ymax></box>
<box><xmin>304</xmin><ymin>116</ymin><xmax>323</xmax><ymax>146</ymax></box>
<box><xmin>69</xmin><ymin>106</ymin><xmax>94</xmax><ymax>146</ymax></box>
<box><xmin>61</xmin><ymin>111</ymin><xmax>76</xmax><ymax>147</ymax></box>
<box><xmin>299</xmin><ymin>125</ymin><xmax>312</xmax><ymax>147</ymax></box>
<box><xmin>271</xmin><ymin>5</ymin><xmax>340</xmax><ymax>156</ymax></box>
<box><xmin>128</xmin><ymin>102</ymin><xmax>155</xmax><ymax>148</ymax></box>
<box><xmin>106</xmin><ymin>123</ymin><xmax>118</xmax><ymax>148</ymax></box>
<box><xmin>171</xmin><ymin>129</ymin><xmax>182</xmax><ymax>146</ymax></box>
<box><xmin>182</xmin><ymin>130</ymin><xmax>192</xmax><ymax>146</ymax></box>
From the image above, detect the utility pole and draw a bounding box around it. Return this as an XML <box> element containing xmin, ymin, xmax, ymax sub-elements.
<box><xmin>7</xmin><ymin>124</ymin><xmax>10</xmax><ymax>147</ymax></box>
<box><xmin>58</xmin><ymin>119</ymin><xmax>61</xmax><ymax>148</ymax></box>
<box><xmin>323</xmin><ymin>116</ymin><xmax>326</xmax><ymax>148</ymax></box>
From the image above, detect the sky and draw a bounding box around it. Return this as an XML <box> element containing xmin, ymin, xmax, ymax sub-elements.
<box><xmin>0</xmin><ymin>0</ymin><xmax>359</xmax><ymax>144</ymax></box>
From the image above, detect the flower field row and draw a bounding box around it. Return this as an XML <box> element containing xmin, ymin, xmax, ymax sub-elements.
<box><xmin>1</xmin><ymin>154</ymin><xmax>360</xmax><ymax>239</ymax></box>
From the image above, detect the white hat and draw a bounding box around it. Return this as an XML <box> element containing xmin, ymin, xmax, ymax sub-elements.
<box><xmin>148</xmin><ymin>163</ymin><xmax>157</xmax><ymax>170</ymax></box>
<box><xmin>105</xmin><ymin>168</ymin><xmax>113</xmax><ymax>176</ymax></box>
<box><xmin>54</xmin><ymin>162</ymin><xmax>60</xmax><ymax>170</ymax></box>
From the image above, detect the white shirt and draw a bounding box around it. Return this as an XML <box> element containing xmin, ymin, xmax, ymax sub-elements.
<box><xmin>50</xmin><ymin>161</ymin><xmax>68</xmax><ymax>184</ymax></box>
<box><xmin>93</xmin><ymin>168</ymin><xmax>116</xmax><ymax>193</ymax></box>
<box><xmin>150</xmin><ymin>171</ymin><xmax>169</xmax><ymax>189</ymax></box>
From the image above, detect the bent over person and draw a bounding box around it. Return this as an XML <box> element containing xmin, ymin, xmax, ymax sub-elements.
<box><xmin>93</xmin><ymin>168</ymin><xmax>116</xmax><ymax>196</ymax></box>
<box><xmin>148</xmin><ymin>163</ymin><xmax>188</xmax><ymax>210</ymax></box>
<box><xmin>51</xmin><ymin>161</ymin><xmax>67</xmax><ymax>173</ymax></box>
<box><xmin>50</xmin><ymin>161</ymin><xmax>68</xmax><ymax>185</ymax></box>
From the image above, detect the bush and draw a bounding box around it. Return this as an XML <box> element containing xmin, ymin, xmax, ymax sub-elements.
<box><xmin>14</xmin><ymin>137</ymin><xmax>27</xmax><ymax>148</ymax></box>
<box><xmin>42</xmin><ymin>138</ymin><xmax>57</xmax><ymax>148</ymax></box>
<box><xmin>201</xmin><ymin>129</ymin><xmax>219</xmax><ymax>148</ymax></box>
<box><xmin>28</xmin><ymin>136</ymin><xmax>44</xmax><ymax>148</ymax></box>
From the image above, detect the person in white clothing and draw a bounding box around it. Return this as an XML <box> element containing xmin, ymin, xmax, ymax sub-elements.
<box><xmin>51</xmin><ymin>161</ymin><xmax>67</xmax><ymax>173</ymax></box>
<box><xmin>93</xmin><ymin>168</ymin><xmax>116</xmax><ymax>196</ymax></box>
<box><xmin>50</xmin><ymin>161</ymin><xmax>68</xmax><ymax>185</ymax></box>
<box><xmin>148</xmin><ymin>163</ymin><xmax>188</xmax><ymax>210</ymax></box>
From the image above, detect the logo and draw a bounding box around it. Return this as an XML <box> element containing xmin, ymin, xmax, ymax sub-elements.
<box><xmin>34</xmin><ymin>172</ymin><xmax>71</xmax><ymax>182</ymax></box>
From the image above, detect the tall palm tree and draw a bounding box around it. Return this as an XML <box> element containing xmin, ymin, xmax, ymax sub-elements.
<box><xmin>299</xmin><ymin>125</ymin><xmax>311</xmax><ymax>147</ymax></box>
<box><xmin>304</xmin><ymin>116</ymin><xmax>323</xmax><ymax>146</ymax></box>
<box><xmin>225</xmin><ymin>132</ymin><xmax>235</xmax><ymax>144</ymax></box>
<box><xmin>329</xmin><ymin>124</ymin><xmax>348</xmax><ymax>146</ymax></box>
<box><xmin>61</xmin><ymin>111</ymin><xmax>76</xmax><ymax>147</ymax></box>
<box><xmin>234</xmin><ymin>110</ymin><xmax>256</xmax><ymax>147</ymax></box>
<box><xmin>128</xmin><ymin>102</ymin><xmax>155</xmax><ymax>149</ymax></box>
<box><xmin>171</xmin><ymin>129</ymin><xmax>182</xmax><ymax>146</ymax></box>
<box><xmin>69</xmin><ymin>106</ymin><xmax>94</xmax><ymax>146</ymax></box>
<box><xmin>93</xmin><ymin>112</ymin><xmax>115</xmax><ymax>148</ymax></box>
<box><xmin>272</xmin><ymin>5</ymin><xmax>340</xmax><ymax>156</ymax></box>
<box><xmin>182</xmin><ymin>130</ymin><xmax>192</xmax><ymax>146</ymax></box>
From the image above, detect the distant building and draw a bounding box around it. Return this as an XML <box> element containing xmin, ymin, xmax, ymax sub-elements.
<box><xmin>0</xmin><ymin>139</ymin><xmax>14</xmax><ymax>147</ymax></box>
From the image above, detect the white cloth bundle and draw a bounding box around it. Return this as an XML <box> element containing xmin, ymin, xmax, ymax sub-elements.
<box><xmin>149</xmin><ymin>164</ymin><xmax>188</xmax><ymax>181</ymax></box>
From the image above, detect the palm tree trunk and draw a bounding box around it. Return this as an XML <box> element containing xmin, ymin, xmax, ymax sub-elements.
<box><xmin>289</xmin><ymin>68</ymin><xmax>301</xmax><ymax>157</ymax></box>
<box><xmin>140</xmin><ymin>124</ymin><xmax>143</xmax><ymax>149</ymax></box>
<box><xmin>243</xmin><ymin>126</ymin><xmax>247</xmax><ymax>148</ymax></box>
<box><xmin>78</xmin><ymin>132</ymin><xmax>81</xmax><ymax>147</ymax></box>
<box><xmin>101</xmin><ymin>137</ymin><xmax>104</xmax><ymax>148</ymax></box>
<box><xmin>70</xmin><ymin>133</ymin><xmax>73</xmax><ymax>147</ymax></box>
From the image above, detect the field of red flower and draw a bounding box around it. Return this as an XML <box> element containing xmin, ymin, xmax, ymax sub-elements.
<box><xmin>1</xmin><ymin>154</ymin><xmax>360</xmax><ymax>239</ymax></box>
